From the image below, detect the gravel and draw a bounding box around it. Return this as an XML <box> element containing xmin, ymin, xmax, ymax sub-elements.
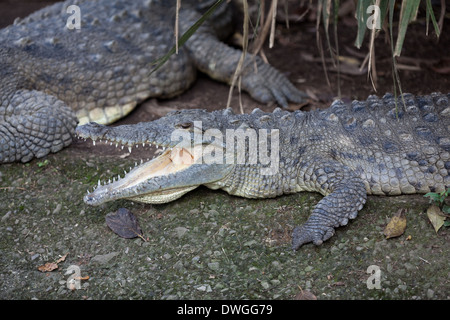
<box><xmin>0</xmin><ymin>149</ymin><xmax>448</xmax><ymax>299</ymax></box>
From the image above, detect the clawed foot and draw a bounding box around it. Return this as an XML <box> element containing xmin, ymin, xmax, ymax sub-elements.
<box><xmin>291</xmin><ymin>224</ymin><xmax>336</xmax><ymax>251</ymax></box>
<box><xmin>241</xmin><ymin>59</ymin><xmax>309</xmax><ymax>108</ymax></box>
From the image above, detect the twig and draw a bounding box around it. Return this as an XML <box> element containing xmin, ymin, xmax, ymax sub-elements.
<box><xmin>252</xmin><ymin>0</ymin><xmax>275</xmax><ymax>55</ymax></box>
<box><xmin>269</xmin><ymin>0</ymin><xmax>278</xmax><ymax>48</ymax></box>
<box><xmin>226</xmin><ymin>0</ymin><xmax>249</xmax><ymax>113</ymax></box>
<box><xmin>418</xmin><ymin>256</ymin><xmax>430</xmax><ymax>264</ymax></box>
<box><xmin>0</xmin><ymin>187</ymin><xmax>26</xmax><ymax>191</ymax></box>
<box><xmin>175</xmin><ymin>0</ymin><xmax>181</xmax><ymax>54</ymax></box>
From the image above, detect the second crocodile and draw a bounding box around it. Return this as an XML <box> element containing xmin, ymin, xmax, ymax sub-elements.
<box><xmin>0</xmin><ymin>0</ymin><xmax>307</xmax><ymax>163</ymax></box>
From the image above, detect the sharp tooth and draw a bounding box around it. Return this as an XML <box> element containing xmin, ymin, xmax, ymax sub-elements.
<box><xmin>93</xmin><ymin>140</ymin><xmax>96</xmax><ymax>146</ymax></box>
<box><xmin>121</xmin><ymin>146</ymin><xmax>124</xmax><ymax>150</ymax></box>
<box><xmin>116</xmin><ymin>143</ymin><xmax>118</xmax><ymax>148</ymax></box>
<box><xmin>128</xmin><ymin>146</ymin><xmax>132</xmax><ymax>153</ymax></box>
<box><xmin>124</xmin><ymin>170</ymin><xmax>127</xmax><ymax>175</ymax></box>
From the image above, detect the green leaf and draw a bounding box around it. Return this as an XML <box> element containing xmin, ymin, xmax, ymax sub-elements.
<box><xmin>424</xmin><ymin>192</ymin><xmax>442</xmax><ymax>204</ymax></box>
<box><xmin>37</xmin><ymin>159</ymin><xmax>49</xmax><ymax>167</ymax></box>
<box><xmin>148</xmin><ymin>0</ymin><xmax>226</xmax><ymax>77</ymax></box>
<box><xmin>442</xmin><ymin>205</ymin><xmax>450</xmax><ymax>214</ymax></box>
<box><xmin>394</xmin><ymin>0</ymin><xmax>420</xmax><ymax>56</ymax></box>
<box><xmin>354</xmin><ymin>0</ymin><xmax>372</xmax><ymax>48</ymax></box>
<box><xmin>425</xmin><ymin>0</ymin><xmax>440</xmax><ymax>37</ymax></box>
<box><xmin>354</xmin><ymin>0</ymin><xmax>389</xmax><ymax>48</ymax></box>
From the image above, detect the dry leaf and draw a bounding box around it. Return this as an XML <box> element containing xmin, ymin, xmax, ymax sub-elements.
<box><xmin>37</xmin><ymin>262</ymin><xmax>58</xmax><ymax>272</ymax></box>
<box><xmin>426</xmin><ymin>205</ymin><xmax>446</xmax><ymax>233</ymax></box>
<box><xmin>56</xmin><ymin>253</ymin><xmax>68</xmax><ymax>264</ymax></box>
<box><xmin>38</xmin><ymin>252</ymin><xmax>69</xmax><ymax>272</ymax></box>
<box><xmin>384</xmin><ymin>209</ymin><xmax>407</xmax><ymax>239</ymax></box>
<box><xmin>294</xmin><ymin>290</ymin><xmax>317</xmax><ymax>300</ymax></box>
<box><xmin>106</xmin><ymin>208</ymin><xmax>145</xmax><ymax>240</ymax></box>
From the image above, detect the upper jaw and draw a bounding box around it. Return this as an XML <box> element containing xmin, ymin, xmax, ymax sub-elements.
<box><xmin>75</xmin><ymin>121</ymin><xmax>172</xmax><ymax>150</ymax></box>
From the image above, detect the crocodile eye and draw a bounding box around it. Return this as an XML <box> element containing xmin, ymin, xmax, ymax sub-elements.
<box><xmin>178</xmin><ymin>122</ymin><xmax>193</xmax><ymax>129</ymax></box>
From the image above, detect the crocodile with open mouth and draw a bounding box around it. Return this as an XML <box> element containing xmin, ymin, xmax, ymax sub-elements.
<box><xmin>76</xmin><ymin>92</ymin><xmax>450</xmax><ymax>249</ymax></box>
<box><xmin>0</xmin><ymin>0</ymin><xmax>307</xmax><ymax>164</ymax></box>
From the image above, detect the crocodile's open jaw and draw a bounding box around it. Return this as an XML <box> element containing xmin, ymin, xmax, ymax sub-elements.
<box><xmin>83</xmin><ymin>141</ymin><xmax>201</xmax><ymax>205</ymax></box>
<box><xmin>75</xmin><ymin>114</ymin><xmax>235</xmax><ymax>207</ymax></box>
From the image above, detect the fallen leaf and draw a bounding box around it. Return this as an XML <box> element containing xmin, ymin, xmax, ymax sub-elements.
<box><xmin>426</xmin><ymin>205</ymin><xmax>446</xmax><ymax>233</ymax></box>
<box><xmin>384</xmin><ymin>209</ymin><xmax>407</xmax><ymax>239</ymax></box>
<box><xmin>294</xmin><ymin>290</ymin><xmax>317</xmax><ymax>300</ymax></box>
<box><xmin>106</xmin><ymin>208</ymin><xmax>145</xmax><ymax>240</ymax></box>
<box><xmin>37</xmin><ymin>252</ymin><xmax>69</xmax><ymax>272</ymax></box>
<box><xmin>56</xmin><ymin>253</ymin><xmax>69</xmax><ymax>264</ymax></box>
<box><xmin>331</xmin><ymin>281</ymin><xmax>345</xmax><ymax>287</ymax></box>
<box><xmin>37</xmin><ymin>262</ymin><xmax>58</xmax><ymax>272</ymax></box>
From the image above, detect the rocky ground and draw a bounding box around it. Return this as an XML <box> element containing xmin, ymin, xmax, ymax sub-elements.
<box><xmin>0</xmin><ymin>0</ymin><xmax>449</xmax><ymax>300</ymax></box>
<box><xmin>0</xmin><ymin>150</ymin><xmax>449</xmax><ymax>299</ymax></box>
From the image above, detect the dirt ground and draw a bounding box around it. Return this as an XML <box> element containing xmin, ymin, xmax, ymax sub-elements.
<box><xmin>0</xmin><ymin>1</ymin><xmax>449</xmax><ymax>301</ymax></box>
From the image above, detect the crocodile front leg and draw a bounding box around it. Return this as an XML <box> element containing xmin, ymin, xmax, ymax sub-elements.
<box><xmin>181</xmin><ymin>9</ymin><xmax>308</xmax><ymax>108</ymax></box>
<box><xmin>0</xmin><ymin>89</ymin><xmax>78</xmax><ymax>163</ymax></box>
<box><xmin>292</xmin><ymin>161</ymin><xmax>367</xmax><ymax>250</ymax></box>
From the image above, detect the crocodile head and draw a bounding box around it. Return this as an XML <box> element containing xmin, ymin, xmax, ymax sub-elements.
<box><xmin>76</xmin><ymin>109</ymin><xmax>238</xmax><ymax>206</ymax></box>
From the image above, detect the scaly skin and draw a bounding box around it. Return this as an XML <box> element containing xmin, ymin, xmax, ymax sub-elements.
<box><xmin>76</xmin><ymin>92</ymin><xmax>450</xmax><ymax>249</ymax></box>
<box><xmin>0</xmin><ymin>0</ymin><xmax>307</xmax><ymax>163</ymax></box>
